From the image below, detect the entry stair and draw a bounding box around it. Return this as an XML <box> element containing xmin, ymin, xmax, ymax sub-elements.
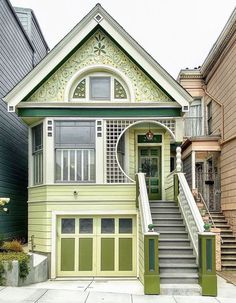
<box><xmin>150</xmin><ymin>200</ymin><xmax>198</xmax><ymax>284</ymax></box>
<box><xmin>210</xmin><ymin>212</ymin><xmax>236</xmax><ymax>270</ymax></box>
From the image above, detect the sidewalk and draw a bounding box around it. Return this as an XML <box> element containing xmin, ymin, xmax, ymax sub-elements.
<box><xmin>0</xmin><ymin>276</ymin><xmax>236</xmax><ymax>303</ymax></box>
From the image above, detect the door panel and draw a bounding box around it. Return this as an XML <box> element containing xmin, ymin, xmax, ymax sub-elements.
<box><xmin>61</xmin><ymin>238</ymin><xmax>75</xmax><ymax>271</ymax></box>
<box><xmin>139</xmin><ymin>147</ymin><xmax>161</xmax><ymax>200</ymax></box>
<box><xmin>101</xmin><ymin>238</ymin><xmax>115</xmax><ymax>271</ymax></box>
<box><xmin>79</xmin><ymin>238</ymin><xmax>93</xmax><ymax>271</ymax></box>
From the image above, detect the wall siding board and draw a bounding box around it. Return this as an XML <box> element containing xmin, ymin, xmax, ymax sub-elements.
<box><xmin>28</xmin><ymin>184</ymin><xmax>136</xmax><ymax>252</ymax></box>
<box><xmin>183</xmin><ymin>155</ymin><xmax>192</xmax><ymax>189</ymax></box>
<box><xmin>0</xmin><ymin>0</ymin><xmax>47</xmax><ymax>240</ymax></box>
<box><xmin>206</xmin><ymin>37</ymin><xmax>236</xmax><ymax>229</ymax></box>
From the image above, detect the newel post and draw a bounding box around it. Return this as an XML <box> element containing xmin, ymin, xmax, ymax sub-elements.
<box><xmin>174</xmin><ymin>147</ymin><xmax>182</xmax><ymax>201</ymax></box>
<box><xmin>144</xmin><ymin>232</ymin><xmax>160</xmax><ymax>294</ymax></box>
<box><xmin>176</xmin><ymin>146</ymin><xmax>182</xmax><ymax>172</ymax></box>
<box><xmin>198</xmin><ymin>232</ymin><xmax>217</xmax><ymax>296</ymax></box>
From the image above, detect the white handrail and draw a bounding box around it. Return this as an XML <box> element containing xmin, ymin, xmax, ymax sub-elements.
<box><xmin>177</xmin><ymin>172</ymin><xmax>204</xmax><ymax>257</ymax></box>
<box><xmin>136</xmin><ymin>173</ymin><xmax>153</xmax><ymax>233</ymax></box>
<box><xmin>178</xmin><ymin>173</ymin><xmax>204</xmax><ymax>233</ymax></box>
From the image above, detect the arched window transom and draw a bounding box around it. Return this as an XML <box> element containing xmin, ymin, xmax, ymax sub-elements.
<box><xmin>71</xmin><ymin>72</ymin><xmax>129</xmax><ymax>102</ymax></box>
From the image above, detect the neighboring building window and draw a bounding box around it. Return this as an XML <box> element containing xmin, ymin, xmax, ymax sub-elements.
<box><xmin>72</xmin><ymin>74</ymin><xmax>128</xmax><ymax>101</ymax></box>
<box><xmin>207</xmin><ymin>101</ymin><xmax>212</xmax><ymax>135</ymax></box>
<box><xmin>184</xmin><ymin>99</ymin><xmax>202</xmax><ymax>137</ymax></box>
<box><xmin>32</xmin><ymin>123</ymin><xmax>43</xmax><ymax>185</ymax></box>
<box><xmin>55</xmin><ymin>121</ymin><xmax>95</xmax><ymax>182</ymax></box>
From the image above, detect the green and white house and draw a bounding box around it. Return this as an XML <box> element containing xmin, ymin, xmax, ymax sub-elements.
<box><xmin>4</xmin><ymin>4</ymin><xmax>217</xmax><ymax>295</ymax></box>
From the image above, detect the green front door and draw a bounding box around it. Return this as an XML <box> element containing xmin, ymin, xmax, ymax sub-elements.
<box><xmin>139</xmin><ymin>147</ymin><xmax>161</xmax><ymax>200</ymax></box>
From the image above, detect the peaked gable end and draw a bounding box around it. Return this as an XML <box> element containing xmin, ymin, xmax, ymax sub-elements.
<box><xmin>26</xmin><ymin>29</ymin><xmax>173</xmax><ymax>103</ymax></box>
<box><xmin>4</xmin><ymin>4</ymin><xmax>192</xmax><ymax>110</ymax></box>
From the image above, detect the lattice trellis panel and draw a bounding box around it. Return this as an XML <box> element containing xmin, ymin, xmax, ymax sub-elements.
<box><xmin>106</xmin><ymin>120</ymin><xmax>134</xmax><ymax>183</ymax></box>
<box><xmin>105</xmin><ymin>119</ymin><xmax>176</xmax><ymax>183</ymax></box>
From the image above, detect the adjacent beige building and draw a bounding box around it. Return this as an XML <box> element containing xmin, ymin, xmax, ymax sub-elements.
<box><xmin>179</xmin><ymin>8</ymin><xmax>236</xmax><ymax>232</ymax></box>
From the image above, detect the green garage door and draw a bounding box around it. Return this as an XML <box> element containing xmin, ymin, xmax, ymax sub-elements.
<box><xmin>57</xmin><ymin>215</ymin><xmax>136</xmax><ymax>277</ymax></box>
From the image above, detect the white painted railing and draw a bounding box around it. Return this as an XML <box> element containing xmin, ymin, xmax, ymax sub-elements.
<box><xmin>178</xmin><ymin>172</ymin><xmax>204</xmax><ymax>257</ymax></box>
<box><xmin>136</xmin><ymin>173</ymin><xmax>153</xmax><ymax>233</ymax></box>
<box><xmin>175</xmin><ymin>146</ymin><xmax>204</xmax><ymax>258</ymax></box>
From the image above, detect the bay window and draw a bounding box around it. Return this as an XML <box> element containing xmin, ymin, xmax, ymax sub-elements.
<box><xmin>55</xmin><ymin>121</ymin><xmax>95</xmax><ymax>182</ymax></box>
<box><xmin>32</xmin><ymin>123</ymin><xmax>43</xmax><ymax>185</ymax></box>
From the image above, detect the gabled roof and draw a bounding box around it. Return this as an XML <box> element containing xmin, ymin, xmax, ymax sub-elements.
<box><xmin>4</xmin><ymin>4</ymin><xmax>192</xmax><ymax>109</ymax></box>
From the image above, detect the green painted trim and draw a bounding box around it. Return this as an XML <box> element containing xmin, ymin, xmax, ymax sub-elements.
<box><xmin>119</xmin><ymin>238</ymin><xmax>132</xmax><ymax>271</ymax></box>
<box><xmin>144</xmin><ymin>234</ymin><xmax>160</xmax><ymax>295</ymax></box>
<box><xmin>79</xmin><ymin>238</ymin><xmax>93</xmax><ymax>271</ymax></box>
<box><xmin>61</xmin><ymin>238</ymin><xmax>75</xmax><ymax>271</ymax></box>
<box><xmin>198</xmin><ymin>234</ymin><xmax>217</xmax><ymax>296</ymax></box>
<box><xmin>101</xmin><ymin>238</ymin><xmax>115</xmax><ymax>271</ymax></box>
<box><xmin>18</xmin><ymin>107</ymin><xmax>181</xmax><ymax>117</ymax></box>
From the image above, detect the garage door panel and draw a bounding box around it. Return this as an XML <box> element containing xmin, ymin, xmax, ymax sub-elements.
<box><xmin>101</xmin><ymin>238</ymin><xmax>115</xmax><ymax>271</ymax></box>
<box><xmin>61</xmin><ymin>238</ymin><xmax>75</xmax><ymax>271</ymax></box>
<box><xmin>79</xmin><ymin>238</ymin><xmax>93</xmax><ymax>271</ymax></box>
<box><xmin>119</xmin><ymin>238</ymin><xmax>132</xmax><ymax>271</ymax></box>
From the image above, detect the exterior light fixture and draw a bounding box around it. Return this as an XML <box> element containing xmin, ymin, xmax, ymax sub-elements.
<box><xmin>145</xmin><ymin>124</ymin><xmax>154</xmax><ymax>141</ymax></box>
<box><xmin>0</xmin><ymin>198</ymin><xmax>10</xmax><ymax>213</ymax></box>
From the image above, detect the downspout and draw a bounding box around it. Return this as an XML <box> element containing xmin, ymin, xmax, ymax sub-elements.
<box><xmin>202</xmin><ymin>86</ymin><xmax>225</xmax><ymax>142</ymax></box>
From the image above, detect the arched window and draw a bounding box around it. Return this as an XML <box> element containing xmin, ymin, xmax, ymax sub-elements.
<box><xmin>71</xmin><ymin>72</ymin><xmax>129</xmax><ymax>102</ymax></box>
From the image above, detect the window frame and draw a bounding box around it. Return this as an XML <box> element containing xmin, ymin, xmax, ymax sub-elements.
<box><xmin>32</xmin><ymin>123</ymin><xmax>43</xmax><ymax>185</ymax></box>
<box><xmin>54</xmin><ymin>120</ymin><xmax>96</xmax><ymax>183</ymax></box>
<box><xmin>70</xmin><ymin>72</ymin><xmax>129</xmax><ymax>102</ymax></box>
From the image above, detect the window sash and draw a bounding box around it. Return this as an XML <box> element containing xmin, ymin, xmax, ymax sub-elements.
<box><xmin>55</xmin><ymin>149</ymin><xmax>95</xmax><ymax>182</ymax></box>
<box><xmin>33</xmin><ymin>150</ymin><xmax>43</xmax><ymax>185</ymax></box>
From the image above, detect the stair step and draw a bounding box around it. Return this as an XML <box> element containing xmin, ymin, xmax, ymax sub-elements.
<box><xmin>159</xmin><ymin>255</ymin><xmax>196</xmax><ymax>264</ymax></box>
<box><xmin>152</xmin><ymin>213</ymin><xmax>182</xmax><ymax>219</ymax></box>
<box><xmin>159</xmin><ymin>263</ymin><xmax>198</xmax><ymax>273</ymax></box>
<box><xmin>160</xmin><ymin>273</ymin><xmax>198</xmax><ymax>284</ymax></box>
<box><xmin>159</xmin><ymin>231</ymin><xmax>189</xmax><ymax>239</ymax></box>
<box><xmin>159</xmin><ymin>246</ymin><xmax>193</xmax><ymax>255</ymax></box>
<box><xmin>222</xmin><ymin>245</ymin><xmax>236</xmax><ymax>249</ymax></box>
<box><xmin>153</xmin><ymin>218</ymin><xmax>183</xmax><ymax>224</ymax></box>
<box><xmin>150</xmin><ymin>206</ymin><xmax>179</xmax><ymax>213</ymax></box>
<box><xmin>222</xmin><ymin>256</ymin><xmax>236</xmax><ymax>261</ymax></box>
<box><xmin>214</xmin><ymin>224</ymin><xmax>231</xmax><ymax>228</ymax></box>
<box><xmin>159</xmin><ymin>239</ymin><xmax>190</xmax><ymax>246</ymax></box>
<box><xmin>210</xmin><ymin>219</ymin><xmax>228</xmax><ymax>224</ymax></box>
<box><xmin>154</xmin><ymin>225</ymin><xmax>186</xmax><ymax>231</ymax></box>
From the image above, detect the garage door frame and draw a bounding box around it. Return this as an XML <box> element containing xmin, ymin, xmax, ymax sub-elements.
<box><xmin>51</xmin><ymin>210</ymin><xmax>138</xmax><ymax>279</ymax></box>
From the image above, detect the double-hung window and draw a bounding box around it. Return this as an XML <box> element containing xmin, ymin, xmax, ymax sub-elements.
<box><xmin>55</xmin><ymin>121</ymin><xmax>95</xmax><ymax>182</ymax></box>
<box><xmin>185</xmin><ymin>99</ymin><xmax>203</xmax><ymax>137</ymax></box>
<box><xmin>32</xmin><ymin>123</ymin><xmax>43</xmax><ymax>185</ymax></box>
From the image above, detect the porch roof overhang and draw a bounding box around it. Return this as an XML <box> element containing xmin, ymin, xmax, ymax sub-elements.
<box><xmin>181</xmin><ymin>136</ymin><xmax>221</xmax><ymax>159</ymax></box>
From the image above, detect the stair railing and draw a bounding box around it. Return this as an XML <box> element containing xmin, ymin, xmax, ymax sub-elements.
<box><xmin>177</xmin><ymin>172</ymin><xmax>204</xmax><ymax>256</ymax></box>
<box><xmin>197</xmin><ymin>192</ymin><xmax>217</xmax><ymax>229</ymax></box>
<box><xmin>136</xmin><ymin>172</ymin><xmax>160</xmax><ymax>294</ymax></box>
<box><xmin>136</xmin><ymin>173</ymin><xmax>153</xmax><ymax>233</ymax></box>
<box><xmin>175</xmin><ymin>147</ymin><xmax>204</xmax><ymax>257</ymax></box>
